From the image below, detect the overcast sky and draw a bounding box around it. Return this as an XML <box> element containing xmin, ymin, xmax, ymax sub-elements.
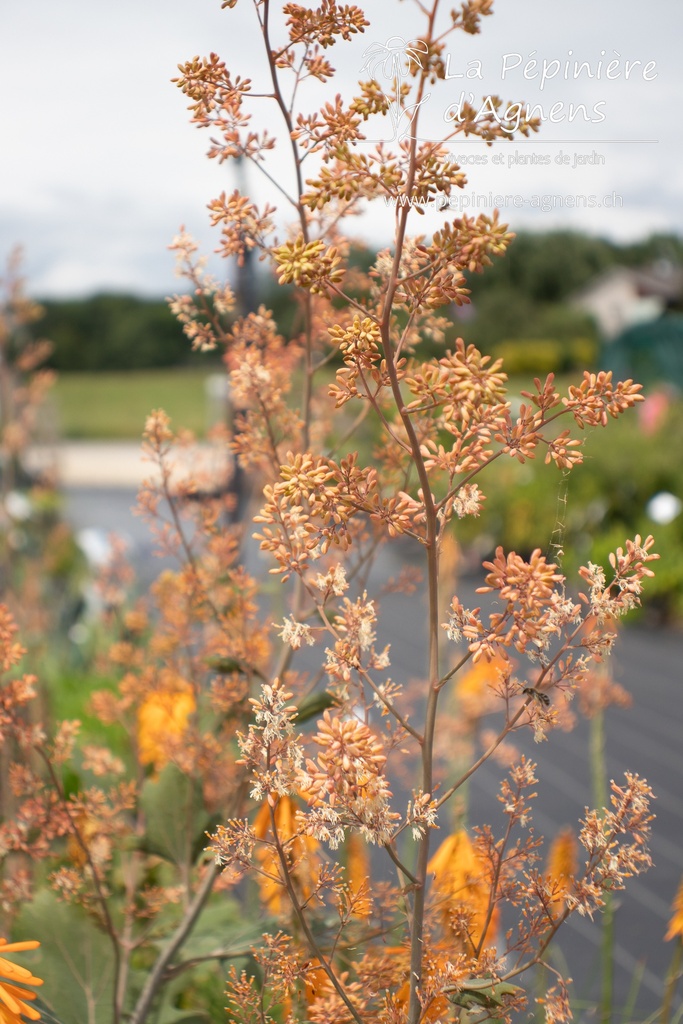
<box><xmin>1</xmin><ymin>0</ymin><xmax>681</xmax><ymax>298</ymax></box>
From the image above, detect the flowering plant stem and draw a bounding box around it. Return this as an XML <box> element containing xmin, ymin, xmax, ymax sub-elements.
<box><xmin>590</xmin><ymin>709</ymin><xmax>615</xmax><ymax>1023</ymax></box>
<box><xmin>128</xmin><ymin>864</ymin><xmax>218</xmax><ymax>1024</ymax></box>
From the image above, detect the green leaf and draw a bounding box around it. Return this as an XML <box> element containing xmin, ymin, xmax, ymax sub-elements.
<box><xmin>296</xmin><ymin>690</ymin><xmax>335</xmax><ymax>723</ymax></box>
<box><xmin>14</xmin><ymin>890</ymin><xmax>115</xmax><ymax>1024</ymax></box>
<box><xmin>151</xmin><ymin>974</ymin><xmax>211</xmax><ymax>1024</ymax></box>
<box><xmin>139</xmin><ymin>763</ymin><xmax>211</xmax><ymax>866</ymax></box>
<box><xmin>26</xmin><ymin>996</ymin><xmax>70</xmax><ymax>1024</ymax></box>
<box><xmin>446</xmin><ymin>977</ymin><xmax>524</xmax><ymax>1011</ymax></box>
<box><xmin>156</xmin><ymin>1005</ymin><xmax>209</xmax><ymax>1024</ymax></box>
<box><xmin>61</xmin><ymin>767</ymin><xmax>81</xmax><ymax>800</ymax></box>
<box><xmin>205</xmin><ymin>656</ymin><xmax>247</xmax><ymax>675</ymax></box>
<box><xmin>180</xmin><ymin>898</ymin><xmax>263</xmax><ymax>962</ymax></box>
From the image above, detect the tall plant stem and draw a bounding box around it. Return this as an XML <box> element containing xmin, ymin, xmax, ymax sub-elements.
<box><xmin>372</xmin><ymin>3</ymin><xmax>442</xmax><ymax>1020</ymax></box>
<box><xmin>129</xmin><ymin>863</ymin><xmax>218</xmax><ymax>1024</ymax></box>
<box><xmin>591</xmin><ymin>708</ymin><xmax>614</xmax><ymax>1023</ymax></box>
<box><xmin>269</xmin><ymin>804</ymin><xmax>365</xmax><ymax>1024</ymax></box>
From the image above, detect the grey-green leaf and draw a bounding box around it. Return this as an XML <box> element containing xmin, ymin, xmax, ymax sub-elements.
<box><xmin>14</xmin><ymin>890</ymin><xmax>115</xmax><ymax>1024</ymax></box>
<box><xmin>139</xmin><ymin>763</ymin><xmax>211</xmax><ymax>866</ymax></box>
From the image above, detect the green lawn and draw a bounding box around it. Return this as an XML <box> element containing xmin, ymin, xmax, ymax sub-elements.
<box><xmin>51</xmin><ymin>368</ymin><xmax>220</xmax><ymax>439</ymax></box>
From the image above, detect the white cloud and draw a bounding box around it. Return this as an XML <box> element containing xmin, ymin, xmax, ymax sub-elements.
<box><xmin>1</xmin><ymin>0</ymin><xmax>681</xmax><ymax>296</ymax></box>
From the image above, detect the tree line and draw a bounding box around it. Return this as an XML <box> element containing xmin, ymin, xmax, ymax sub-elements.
<box><xmin>38</xmin><ymin>230</ymin><xmax>683</xmax><ymax>372</ymax></box>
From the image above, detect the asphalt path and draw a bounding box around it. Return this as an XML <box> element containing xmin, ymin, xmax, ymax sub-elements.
<box><xmin>63</xmin><ymin>485</ymin><xmax>683</xmax><ymax>1021</ymax></box>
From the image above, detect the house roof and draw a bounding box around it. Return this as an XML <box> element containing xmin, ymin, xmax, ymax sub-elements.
<box><xmin>575</xmin><ymin>263</ymin><xmax>683</xmax><ymax>304</ymax></box>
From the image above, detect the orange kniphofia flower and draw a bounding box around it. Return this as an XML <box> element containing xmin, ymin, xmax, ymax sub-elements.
<box><xmin>455</xmin><ymin>652</ymin><xmax>507</xmax><ymax>722</ymax></box>
<box><xmin>395</xmin><ymin>980</ymin><xmax>449</xmax><ymax>1024</ymax></box>
<box><xmin>665</xmin><ymin>876</ymin><xmax>683</xmax><ymax>941</ymax></box>
<box><xmin>137</xmin><ymin>683</ymin><xmax>196</xmax><ymax>771</ymax></box>
<box><xmin>0</xmin><ymin>938</ymin><xmax>43</xmax><ymax>1024</ymax></box>
<box><xmin>253</xmin><ymin>795</ymin><xmax>321</xmax><ymax>916</ymax></box>
<box><xmin>428</xmin><ymin>828</ymin><xmax>498</xmax><ymax>953</ymax></box>
<box><xmin>345</xmin><ymin>831</ymin><xmax>371</xmax><ymax>918</ymax></box>
<box><xmin>545</xmin><ymin>827</ymin><xmax>578</xmax><ymax>918</ymax></box>
<box><xmin>303</xmin><ymin>958</ymin><xmax>329</xmax><ymax>1006</ymax></box>
<box><xmin>393</xmin><ymin>944</ymin><xmax>455</xmax><ymax>1023</ymax></box>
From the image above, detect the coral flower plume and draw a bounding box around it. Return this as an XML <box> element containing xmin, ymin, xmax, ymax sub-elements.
<box><xmin>0</xmin><ymin>938</ymin><xmax>44</xmax><ymax>1024</ymax></box>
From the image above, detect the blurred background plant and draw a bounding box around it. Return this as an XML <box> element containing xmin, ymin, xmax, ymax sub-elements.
<box><xmin>451</xmin><ymin>385</ymin><xmax>683</xmax><ymax>622</ymax></box>
<box><xmin>0</xmin><ymin>249</ymin><xmax>88</xmax><ymax>695</ymax></box>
